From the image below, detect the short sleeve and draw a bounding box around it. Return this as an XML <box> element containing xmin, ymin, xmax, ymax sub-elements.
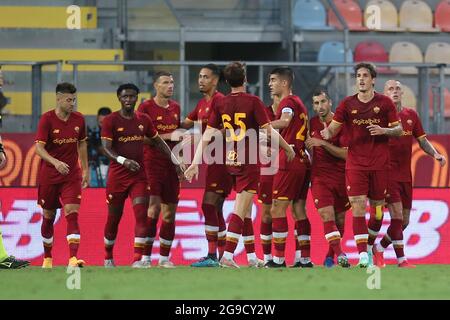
<box><xmin>254</xmin><ymin>98</ymin><xmax>270</xmax><ymax>128</ymax></box>
<box><xmin>412</xmin><ymin>111</ymin><xmax>426</xmax><ymax>139</ymax></box>
<box><xmin>79</xmin><ymin>116</ymin><xmax>87</xmax><ymax>141</ymax></box>
<box><xmin>333</xmin><ymin>99</ymin><xmax>347</xmax><ymax>124</ymax></box>
<box><xmin>101</xmin><ymin>114</ymin><xmax>114</xmax><ymax>141</ymax></box>
<box><xmin>187</xmin><ymin>103</ymin><xmax>199</xmax><ymax>122</ymax></box>
<box><xmin>35</xmin><ymin>115</ymin><xmax>50</xmax><ymax>144</ymax></box>
<box><xmin>386</xmin><ymin>99</ymin><xmax>400</xmax><ymax>126</ymax></box>
<box><xmin>207</xmin><ymin>101</ymin><xmax>221</xmax><ymax>129</ymax></box>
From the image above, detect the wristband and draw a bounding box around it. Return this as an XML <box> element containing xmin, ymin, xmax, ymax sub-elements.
<box><xmin>116</xmin><ymin>156</ymin><xmax>126</xmax><ymax>165</ymax></box>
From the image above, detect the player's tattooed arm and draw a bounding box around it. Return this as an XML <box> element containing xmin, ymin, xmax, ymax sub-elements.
<box><xmin>418</xmin><ymin>137</ymin><xmax>447</xmax><ymax>167</ymax></box>
<box><xmin>101</xmin><ymin>138</ymin><xmax>140</xmax><ymax>172</ymax></box>
<box><xmin>0</xmin><ymin>135</ymin><xmax>6</xmax><ymax>168</ymax></box>
<box><xmin>367</xmin><ymin>122</ymin><xmax>403</xmax><ymax>137</ymax></box>
<box><xmin>35</xmin><ymin>142</ymin><xmax>70</xmax><ymax>175</ymax></box>
<box><xmin>320</xmin><ymin>120</ymin><xmax>341</xmax><ymax>140</ymax></box>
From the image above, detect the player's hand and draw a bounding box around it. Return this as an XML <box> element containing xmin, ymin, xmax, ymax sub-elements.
<box><xmin>367</xmin><ymin>125</ymin><xmax>386</xmax><ymax>136</ymax></box>
<box><xmin>0</xmin><ymin>152</ymin><xmax>6</xmax><ymax>169</ymax></box>
<box><xmin>320</xmin><ymin>127</ymin><xmax>331</xmax><ymax>140</ymax></box>
<box><xmin>305</xmin><ymin>137</ymin><xmax>323</xmax><ymax>149</ymax></box>
<box><xmin>124</xmin><ymin>159</ymin><xmax>140</xmax><ymax>172</ymax></box>
<box><xmin>54</xmin><ymin>160</ymin><xmax>70</xmax><ymax>175</ymax></box>
<box><xmin>435</xmin><ymin>153</ymin><xmax>447</xmax><ymax>167</ymax></box>
<box><xmin>184</xmin><ymin>164</ymin><xmax>199</xmax><ymax>183</ymax></box>
<box><xmin>81</xmin><ymin>171</ymin><xmax>90</xmax><ymax>189</ymax></box>
<box><xmin>176</xmin><ymin>164</ymin><xmax>186</xmax><ymax>181</ymax></box>
<box><xmin>285</xmin><ymin>144</ymin><xmax>296</xmax><ymax>162</ymax></box>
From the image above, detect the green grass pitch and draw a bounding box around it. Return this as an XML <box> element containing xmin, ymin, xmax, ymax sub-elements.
<box><xmin>1</xmin><ymin>265</ymin><xmax>450</xmax><ymax>300</ymax></box>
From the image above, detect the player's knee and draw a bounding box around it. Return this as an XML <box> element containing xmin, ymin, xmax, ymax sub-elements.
<box><xmin>318</xmin><ymin>206</ymin><xmax>334</xmax><ymax>221</ymax></box>
<box><xmin>162</xmin><ymin>213</ymin><xmax>175</xmax><ymax>223</ymax></box>
<box><xmin>147</xmin><ymin>204</ymin><xmax>161</xmax><ymax>218</ymax></box>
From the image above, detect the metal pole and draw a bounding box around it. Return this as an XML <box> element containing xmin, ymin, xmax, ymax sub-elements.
<box><xmin>343</xmin><ymin>29</ymin><xmax>350</xmax><ymax>95</ymax></box>
<box><xmin>418</xmin><ymin>67</ymin><xmax>430</xmax><ymax>133</ymax></box>
<box><xmin>31</xmin><ymin>64</ymin><xmax>42</xmax><ymax>132</ymax></box>
<box><xmin>259</xmin><ymin>65</ymin><xmax>264</xmax><ymax>100</ymax></box>
<box><xmin>185</xmin><ymin>64</ymin><xmax>190</xmax><ymax>118</ymax></box>
<box><xmin>56</xmin><ymin>61</ymin><xmax>62</xmax><ymax>84</ymax></box>
<box><xmin>72</xmin><ymin>64</ymin><xmax>78</xmax><ymax>110</ymax></box>
<box><xmin>438</xmin><ymin>64</ymin><xmax>445</xmax><ymax>134</ymax></box>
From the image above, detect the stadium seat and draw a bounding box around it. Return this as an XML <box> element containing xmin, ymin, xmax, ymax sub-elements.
<box><xmin>399</xmin><ymin>0</ymin><xmax>439</xmax><ymax>32</ymax></box>
<box><xmin>424</xmin><ymin>42</ymin><xmax>450</xmax><ymax>74</ymax></box>
<box><xmin>401</xmin><ymin>84</ymin><xmax>417</xmax><ymax>110</ymax></box>
<box><xmin>429</xmin><ymin>88</ymin><xmax>450</xmax><ymax>117</ymax></box>
<box><xmin>292</xmin><ymin>0</ymin><xmax>333</xmax><ymax>30</ymax></box>
<box><xmin>0</xmin><ymin>6</ymin><xmax>97</xmax><ymax>29</ymax></box>
<box><xmin>435</xmin><ymin>0</ymin><xmax>450</xmax><ymax>32</ymax></box>
<box><xmin>327</xmin><ymin>0</ymin><xmax>367</xmax><ymax>31</ymax></box>
<box><xmin>317</xmin><ymin>41</ymin><xmax>353</xmax><ymax>72</ymax></box>
<box><xmin>364</xmin><ymin>0</ymin><xmax>403</xmax><ymax>31</ymax></box>
<box><xmin>389</xmin><ymin>42</ymin><xmax>423</xmax><ymax>74</ymax></box>
<box><xmin>0</xmin><ymin>49</ymin><xmax>124</xmax><ymax>72</ymax></box>
<box><xmin>353</xmin><ymin>41</ymin><xmax>394</xmax><ymax>73</ymax></box>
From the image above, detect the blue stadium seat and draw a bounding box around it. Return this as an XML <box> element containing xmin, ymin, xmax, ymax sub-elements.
<box><xmin>317</xmin><ymin>41</ymin><xmax>353</xmax><ymax>72</ymax></box>
<box><xmin>292</xmin><ymin>0</ymin><xmax>333</xmax><ymax>30</ymax></box>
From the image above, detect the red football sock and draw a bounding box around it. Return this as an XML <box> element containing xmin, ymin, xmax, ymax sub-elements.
<box><xmin>272</xmin><ymin>217</ymin><xmax>288</xmax><ymax>261</ymax></box>
<box><xmin>260</xmin><ymin>220</ymin><xmax>272</xmax><ymax>256</ymax></box>
<box><xmin>41</xmin><ymin>216</ymin><xmax>55</xmax><ymax>258</ymax></box>
<box><xmin>353</xmin><ymin>216</ymin><xmax>368</xmax><ymax>253</ymax></box>
<box><xmin>104</xmin><ymin>211</ymin><xmax>122</xmax><ymax>259</ymax></box>
<box><xmin>66</xmin><ymin>212</ymin><xmax>80</xmax><ymax>258</ymax></box>
<box><xmin>324</xmin><ymin>221</ymin><xmax>343</xmax><ymax>257</ymax></box>
<box><xmin>297</xmin><ymin>218</ymin><xmax>311</xmax><ymax>258</ymax></box>
<box><xmin>202</xmin><ymin>203</ymin><xmax>219</xmax><ymax>257</ymax></box>
<box><xmin>159</xmin><ymin>221</ymin><xmax>175</xmax><ymax>257</ymax></box>
<box><xmin>133</xmin><ymin>203</ymin><xmax>147</xmax><ymax>262</ymax></box>
<box><xmin>224</xmin><ymin>214</ymin><xmax>243</xmax><ymax>255</ymax></box>
<box><xmin>389</xmin><ymin>218</ymin><xmax>405</xmax><ymax>262</ymax></box>
<box><xmin>243</xmin><ymin>218</ymin><xmax>255</xmax><ymax>254</ymax></box>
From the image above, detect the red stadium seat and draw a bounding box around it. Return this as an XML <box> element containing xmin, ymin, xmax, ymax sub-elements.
<box><xmin>327</xmin><ymin>0</ymin><xmax>368</xmax><ymax>31</ymax></box>
<box><xmin>429</xmin><ymin>88</ymin><xmax>450</xmax><ymax>118</ymax></box>
<box><xmin>354</xmin><ymin>41</ymin><xmax>395</xmax><ymax>73</ymax></box>
<box><xmin>435</xmin><ymin>0</ymin><xmax>450</xmax><ymax>32</ymax></box>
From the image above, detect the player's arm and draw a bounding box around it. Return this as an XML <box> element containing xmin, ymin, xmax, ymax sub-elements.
<box><xmin>367</xmin><ymin>121</ymin><xmax>403</xmax><ymax>137</ymax></box>
<box><xmin>320</xmin><ymin>120</ymin><xmax>342</xmax><ymax>140</ymax></box>
<box><xmin>417</xmin><ymin>136</ymin><xmax>447</xmax><ymax>167</ymax></box>
<box><xmin>184</xmin><ymin>126</ymin><xmax>222</xmax><ymax>182</ymax></box>
<box><xmin>100</xmin><ymin>138</ymin><xmax>140</xmax><ymax>172</ymax></box>
<box><xmin>180</xmin><ymin>118</ymin><xmax>194</xmax><ymax>129</ymax></box>
<box><xmin>149</xmin><ymin>134</ymin><xmax>185</xmax><ymax>179</ymax></box>
<box><xmin>35</xmin><ymin>142</ymin><xmax>70</xmax><ymax>175</ymax></box>
<box><xmin>265</xmin><ymin>124</ymin><xmax>295</xmax><ymax>161</ymax></box>
<box><xmin>306</xmin><ymin>137</ymin><xmax>348</xmax><ymax>160</ymax></box>
<box><xmin>78</xmin><ymin>139</ymin><xmax>89</xmax><ymax>188</ymax></box>
<box><xmin>270</xmin><ymin>111</ymin><xmax>293</xmax><ymax>129</ymax></box>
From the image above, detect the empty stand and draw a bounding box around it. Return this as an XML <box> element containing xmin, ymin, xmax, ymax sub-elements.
<box><xmin>354</xmin><ymin>40</ymin><xmax>394</xmax><ymax>73</ymax></box>
<box><xmin>401</xmin><ymin>84</ymin><xmax>417</xmax><ymax>110</ymax></box>
<box><xmin>292</xmin><ymin>0</ymin><xmax>332</xmax><ymax>30</ymax></box>
<box><xmin>327</xmin><ymin>0</ymin><xmax>367</xmax><ymax>31</ymax></box>
<box><xmin>389</xmin><ymin>41</ymin><xmax>423</xmax><ymax>74</ymax></box>
<box><xmin>424</xmin><ymin>42</ymin><xmax>450</xmax><ymax>74</ymax></box>
<box><xmin>429</xmin><ymin>88</ymin><xmax>450</xmax><ymax>117</ymax></box>
<box><xmin>364</xmin><ymin>0</ymin><xmax>403</xmax><ymax>31</ymax></box>
<box><xmin>399</xmin><ymin>0</ymin><xmax>439</xmax><ymax>32</ymax></box>
<box><xmin>317</xmin><ymin>41</ymin><xmax>353</xmax><ymax>72</ymax></box>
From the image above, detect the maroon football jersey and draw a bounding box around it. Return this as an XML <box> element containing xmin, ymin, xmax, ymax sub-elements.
<box><xmin>35</xmin><ymin>110</ymin><xmax>86</xmax><ymax>185</ymax></box>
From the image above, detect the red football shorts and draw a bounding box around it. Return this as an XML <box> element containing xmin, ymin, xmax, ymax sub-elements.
<box><xmin>38</xmin><ymin>179</ymin><xmax>82</xmax><ymax>210</ymax></box>
<box><xmin>345</xmin><ymin>169</ymin><xmax>387</xmax><ymax>201</ymax></box>
<box><xmin>147</xmin><ymin>166</ymin><xmax>180</xmax><ymax>204</ymax></box>
<box><xmin>106</xmin><ymin>178</ymin><xmax>149</xmax><ymax>207</ymax></box>
<box><xmin>311</xmin><ymin>177</ymin><xmax>350</xmax><ymax>213</ymax></box>
<box><xmin>272</xmin><ymin>166</ymin><xmax>308</xmax><ymax>201</ymax></box>
<box><xmin>386</xmin><ymin>180</ymin><xmax>413</xmax><ymax>210</ymax></box>
<box><xmin>205</xmin><ymin>163</ymin><xmax>233</xmax><ymax>197</ymax></box>
<box><xmin>258</xmin><ymin>174</ymin><xmax>274</xmax><ymax>205</ymax></box>
<box><xmin>231</xmin><ymin>167</ymin><xmax>260</xmax><ymax>194</ymax></box>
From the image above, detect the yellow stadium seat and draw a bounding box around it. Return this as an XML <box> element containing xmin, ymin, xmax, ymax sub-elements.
<box><xmin>128</xmin><ymin>3</ymin><xmax>178</xmax><ymax>30</ymax></box>
<box><xmin>389</xmin><ymin>42</ymin><xmax>423</xmax><ymax>74</ymax></box>
<box><xmin>0</xmin><ymin>49</ymin><xmax>124</xmax><ymax>72</ymax></box>
<box><xmin>0</xmin><ymin>6</ymin><xmax>97</xmax><ymax>29</ymax></box>
<box><xmin>401</xmin><ymin>84</ymin><xmax>417</xmax><ymax>110</ymax></box>
<box><xmin>364</xmin><ymin>0</ymin><xmax>403</xmax><ymax>31</ymax></box>
<box><xmin>3</xmin><ymin>92</ymin><xmax>152</xmax><ymax>116</ymax></box>
<box><xmin>399</xmin><ymin>0</ymin><xmax>439</xmax><ymax>32</ymax></box>
<box><xmin>424</xmin><ymin>42</ymin><xmax>450</xmax><ymax>74</ymax></box>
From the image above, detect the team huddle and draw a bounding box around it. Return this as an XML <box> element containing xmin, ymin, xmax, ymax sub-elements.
<box><xmin>32</xmin><ymin>61</ymin><xmax>446</xmax><ymax>269</ymax></box>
